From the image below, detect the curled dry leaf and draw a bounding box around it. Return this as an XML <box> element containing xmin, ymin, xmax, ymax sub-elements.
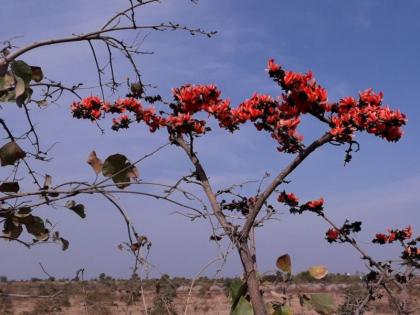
<box><xmin>43</xmin><ymin>174</ymin><xmax>52</xmax><ymax>189</ymax></box>
<box><xmin>87</xmin><ymin>150</ymin><xmax>103</xmax><ymax>175</ymax></box>
<box><xmin>60</xmin><ymin>237</ymin><xmax>69</xmax><ymax>251</ymax></box>
<box><xmin>130</xmin><ymin>243</ymin><xmax>140</xmax><ymax>252</ymax></box>
<box><xmin>65</xmin><ymin>200</ymin><xmax>86</xmax><ymax>219</ymax></box>
<box><xmin>30</xmin><ymin>66</ymin><xmax>43</xmax><ymax>82</ymax></box>
<box><xmin>308</xmin><ymin>265</ymin><xmax>329</xmax><ymax>280</ymax></box>
<box><xmin>14</xmin><ymin>76</ymin><xmax>26</xmax><ymax>99</ymax></box>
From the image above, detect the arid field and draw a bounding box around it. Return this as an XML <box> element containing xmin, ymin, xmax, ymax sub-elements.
<box><xmin>0</xmin><ymin>274</ymin><xmax>419</xmax><ymax>315</ymax></box>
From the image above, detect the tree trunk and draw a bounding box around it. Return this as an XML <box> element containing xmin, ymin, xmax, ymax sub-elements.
<box><xmin>237</xmin><ymin>240</ymin><xmax>267</xmax><ymax>315</ymax></box>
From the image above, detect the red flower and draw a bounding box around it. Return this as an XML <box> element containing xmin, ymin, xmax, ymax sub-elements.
<box><xmin>387</xmin><ymin>231</ymin><xmax>396</xmax><ymax>242</ymax></box>
<box><xmin>326</xmin><ymin>228</ymin><xmax>340</xmax><ymax>242</ymax></box>
<box><xmin>374</xmin><ymin>233</ymin><xmax>388</xmax><ymax>244</ymax></box>
<box><xmin>266</xmin><ymin>59</ymin><xmax>281</xmax><ymax>73</ymax></box>
<box><xmin>70</xmin><ymin>58</ymin><xmax>406</xmax><ymax>156</ymax></box>
<box><xmin>338</xmin><ymin>97</ymin><xmax>357</xmax><ymax>113</ymax></box>
<box><xmin>307</xmin><ymin>197</ymin><xmax>324</xmax><ymax>210</ymax></box>
<box><xmin>91</xmin><ymin>109</ymin><xmax>101</xmax><ymax>119</ymax></box>
<box><xmin>278</xmin><ymin>192</ymin><xmax>299</xmax><ymax>206</ymax></box>
<box><xmin>283</xmin><ymin>71</ymin><xmax>301</xmax><ymax>88</ymax></box>
<box><xmin>403</xmin><ymin>226</ymin><xmax>413</xmax><ymax>239</ymax></box>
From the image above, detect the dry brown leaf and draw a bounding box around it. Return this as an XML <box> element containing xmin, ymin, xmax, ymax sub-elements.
<box><xmin>87</xmin><ymin>150</ymin><xmax>103</xmax><ymax>175</ymax></box>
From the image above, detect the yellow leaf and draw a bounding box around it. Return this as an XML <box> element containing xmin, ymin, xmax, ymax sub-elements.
<box><xmin>309</xmin><ymin>265</ymin><xmax>328</xmax><ymax>280</ymax></box>
<box><xmin>276</xmin><ymin>254</ymin><xmax>291</xmax><ymax>273</ymax></box>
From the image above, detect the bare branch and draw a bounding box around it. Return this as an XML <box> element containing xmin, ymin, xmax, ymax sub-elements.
<box><xmin>241</xmin><ymin>132</ymin><xmax>333</xmax><ymax>238</ymax></box>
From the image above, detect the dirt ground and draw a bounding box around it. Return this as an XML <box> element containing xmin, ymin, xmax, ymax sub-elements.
<box><xmin>0</xmin><ymin>278</ymin><xmax>418</xmax><ymax>314</ymax></box>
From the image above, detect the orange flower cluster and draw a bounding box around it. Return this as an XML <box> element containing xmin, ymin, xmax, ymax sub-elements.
<box><xmin>277</xmin><ymin>191</ymin><xmax>299</xmax><ymax>206</ymax></box>
<box><xmin>277</xmin><ymin>191</ymin><xmax>324</xmax><ymax>215</ymax></box>
<box><xmin>71</xmin><ymin>96</ymin><xmax>104</xmax><ymax>120</ymax></box>
<box><xmin>267</xmin><ymin>59</ymin><xmax>406</xmax><ymax>143</ymax></box>
<box><xmin>71</xmin><ymin>97</ymin><xmax>165</xmax><ymax>132</ymax></box>
<box><xmin>330</xmin><ymin>89</ymin><xmax>406</xmax><ymax>141</ymax></box>
<box><xmin>71</xmin><ymin>58</ymin><xmax>406</xmax><ymax>152</ymax></box>
<box><xmin>373</xmin><ymin>226</ymin><xmax>413</xmax><ymax>244</ymax></box>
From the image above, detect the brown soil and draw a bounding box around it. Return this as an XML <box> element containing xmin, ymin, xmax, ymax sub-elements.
<box><xmin>0</xmin><ymin>279</ymin><xmax>418</xmax><ymax>314</ymax></box>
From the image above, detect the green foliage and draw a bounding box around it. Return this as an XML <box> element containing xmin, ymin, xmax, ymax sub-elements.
<box><xmin>151</xmin><ymin>274</ymin><xmax>178</xmax><ymax>315</ymax></box>
<box><xmin>102</xmin><ymin>153</ymin><xmax>139</xmax><ymax>189</ymax></box>
<box><xmin>0</xmin><ymin>141</ymin><xmax>26</xmax><ymax>166</ymax></box>
<box><xmin>98</xmin><ymin>272</ymin><xmax>113</xmax><ymax>282</ymax></box>
<box><xmin>11</xmin><ymin>60</ymin><xmax>33</xmax><ymax>83</ymax></box>
<box><xmin>227</xmin><ymin>279</ymin><xmax>254</xmax><ymax>315</ymax></box>
<box><xmin>1</xmin><ymin>212</ymin><xmax>69</xmax><ymax>249</ymax></box>
<box><xmin>273</xmin><ymin>306</ymin><xmax>294</xmax><ymax>315</ymax></box>
<box><xmin>0</xmin><ymin>181</ymin><xmax>20</xmax><ymax>192</ymax></box>
<box><xmin>231</xmin><ymin>296</ymin><xmax>253</xmax><ymax>315</ymax></box>
<box><xmin>228</xmin><ymin>279</ymin><xmax>248</xmax><ymax>310</ymax></box>
<box><xmin>307</xmin><ymin>293</ymin><xmax>336</xmax><ymax>315</ymax></box>
<box><xmin>0</xmin><ymin>60</ymin><xmax>42</xmax><ymax>107</ymax></box>
<box><xmin>23</xmin><ymin>215</ymin><xmax>49</xmax><ymax>241</ymax></box>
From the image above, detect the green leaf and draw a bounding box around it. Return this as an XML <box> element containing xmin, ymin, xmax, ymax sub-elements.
<box><xmin>273</xmin><ymin>306</ymin><xmax>294</xmax><ymax>315</ymax></box>
<box><xmin>276</xmin><ymin>254</ymin><xmax>292</xmax><ymax>273</ymax></box>
<box><xmin>3</xmin><ymin>218</ymin><xmax>23</xmax><ymax>239</ymax></box>
<box><xmin>0</xmin><ymin>73</ymin><xmax>14</xmax><ymax>91</ymax></box>
<box><xmin>130</xmin><ymin>82</ymin><xmax>143</xmax><ymax>96</ymax></box>
<box><xmin>308</xmin><ymin>293</ymin><xmax>335</xmax><ymax>315</ymax></box>
<box><xmin>15</xmin><ymin>207</ymin><xmax>32</xmax><ymax>218</ymax></box>
<box><xmin>30</xmin><ymin>66</ymin><xmax>43</xmax><ymax>82</ymax></box>
<box><xmin>229</xmin><ymin>279</ymin><xmax>248</xmax><ymax>310</ymax></box>
<box><xmin>23</xmin><ymin>215</ymin><xmax>49</xmax><ymax>241</ymax></box>
<box><xmin>0</xmin><ymin>89</ymin><xmax>15</xmax><ymax>102</ymax></box>
<box><xmin>11</xmin><ymin>60</ymin><xmax>32</xmax><ymax>83</ymax></box>
<box><xmin>231</xmin><ymin>296</ymin><xmax>253</xmax><ymax>315</ymax></box>
<box><xmin>0</xmin><ymin>62</ymin><xmax>7</xmax><ymax>76</ymax></box>
<box><xmin>48</xmin><ymin>191</ymin><xmax>60</xmax><ymax>197</ymax></box>
<box><xmin>65</xmin><ymin>200</ymin><xmax>86</xmax><ymax>218</ymax></box>
<box><xmin>0</xmin><ymin>73</ymin><xmax>16</xmax><ymax>102</ymax></box>
<box><xmin>102</xmin><ymin>153</ymin><xmax>139</xmax><ymax>189</ymax></box>
<box><xmin>0</xmin><ymin>182</ymin><xmax>19</xmax><ymax>193</ymax></box>
<box><xmin>0</xmin><ymin>142</ymin><xmax>26</xmax><ymax>166</ymax></box>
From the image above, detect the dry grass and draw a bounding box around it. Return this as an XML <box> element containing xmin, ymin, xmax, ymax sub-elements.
<box><xmin>0</xmin><ymin>277</ymin><xmax>418</xmax><ymax>314</ymax></box>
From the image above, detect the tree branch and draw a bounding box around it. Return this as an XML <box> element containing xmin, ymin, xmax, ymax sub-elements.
<box><xmin>241</xmin><ymin>132</ymin><xmax>333</xmax><ymax>238</ymax></box>
<box><xmin>174</xmin><ymin>135</ymin><xmax>235</xmax><ymax>236</ymax></box>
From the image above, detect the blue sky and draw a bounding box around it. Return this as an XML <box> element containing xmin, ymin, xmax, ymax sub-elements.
<box><xmin>0</xmin><ymin>0</ymin><xmax>419</xmax><ymax>280</ymax></box>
